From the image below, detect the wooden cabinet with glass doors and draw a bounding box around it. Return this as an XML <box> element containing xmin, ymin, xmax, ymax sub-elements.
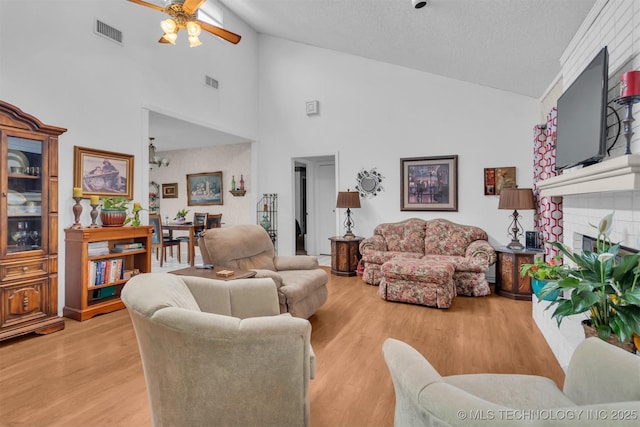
<box><xmin>0</xmin><ymin>100</ymin><xmax>67</xmax><ymax>341</ymax></box>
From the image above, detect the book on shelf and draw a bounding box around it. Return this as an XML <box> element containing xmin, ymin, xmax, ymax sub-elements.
<box><xmin>111</xmin><ymin>242</ymin><xmax>144</xmax><ymax>253</ymax></box>
<box><xmin>89</xmin><ymin>258</ymin><xmax>124</xmax><ymax>286</ymax></box>
<box><xmin>88</xmin><ymin>241</ymin><xmax>110</xmax><ymax>256</ymax></box>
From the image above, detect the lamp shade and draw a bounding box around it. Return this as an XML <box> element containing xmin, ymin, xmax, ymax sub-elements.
<box><xmin>336</xmin><ymin>191</ymin><xmax>361</xmax><ymax>209</ymax></box>
<box><xmin>498</xmin><ymin>188</ymin><xmax>535</xmax><ymax>210</ymax></box>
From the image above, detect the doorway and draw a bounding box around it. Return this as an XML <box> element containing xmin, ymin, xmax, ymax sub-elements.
<box><xmin>293</xmin><ymin>155</ymin><xmax>336</xmax><ymax>256</ymax></box>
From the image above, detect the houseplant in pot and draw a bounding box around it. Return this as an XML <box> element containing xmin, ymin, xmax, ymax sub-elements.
<box><xmin>100</xmin><ymin>197</ymin><xmax>130</xmax><ymax>227</ymax></box>
<box><xmin>174</xmin><ymin>208</ymin><xmax>189</xmax><ymax>224</ymax></box>
<box><xmin>520</xmin><ymin>255</ymin><xmax>566</xmax><ymax>301</ymax></box>
<box><xmin>540</xmin><ymin>213</ymin><xmax>640</xmax><ymax>352</ymax></box>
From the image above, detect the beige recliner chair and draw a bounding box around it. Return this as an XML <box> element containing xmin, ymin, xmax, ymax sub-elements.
<box><xmin>122</xmin><ymin>273</ymin><xmax>314</xmax><ymax>427</ymax></box>
<box><xmin>382</xmin><ymin>337</ymin><xmax>640</xmax><ymax>426</ymax></box>
<box><xmin>198</xmin><ymin>224</ymin><xmax>328</xmax><ymax>319</ymax></box>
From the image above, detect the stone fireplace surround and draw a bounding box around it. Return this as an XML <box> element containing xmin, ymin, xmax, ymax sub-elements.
<box><xmin>535</xmin><ymin>154</ymin><xmax>640</xmax><ymax>370</ymax></box>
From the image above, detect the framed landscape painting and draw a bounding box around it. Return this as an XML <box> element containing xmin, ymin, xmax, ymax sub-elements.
<box><xmin>400</xmin><ymin>155</ymin><xmax>458</xmax><ymax>211</ymax></box>
<box><xmin>73</xmin><ymin>146</ymin><xmax>134</xmax><ymax>199</ymax></box>
<box><xmin>187</xmin><ymin>172</ymin><xmax>223</xmax><ymax>206</ymax></box>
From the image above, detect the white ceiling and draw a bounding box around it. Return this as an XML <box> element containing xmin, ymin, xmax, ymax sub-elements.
<box><xmin>151</xmin><ymin>0</ymin><xmax>596</xmax><ymax>149</ymax></box>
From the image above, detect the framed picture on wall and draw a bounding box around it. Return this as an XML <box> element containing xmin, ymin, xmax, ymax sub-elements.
<box><xmin>400</xmin><ymin>155</ymin><xmax>458</xmax><ymax>211</ymax></box>
<box><xmin>162</xmin><ymin>183</ymin><xmax>178</xmax><ymax>199</ymax></box>
<box><xmin>73</xmin><ymin>146</ymin><xmax>134</xmax><ymax>199</ymax></box>
<box><xmin>187</xmin><ymin>172</ymin><xmax>223</xmax><ymax>206</ymax></box>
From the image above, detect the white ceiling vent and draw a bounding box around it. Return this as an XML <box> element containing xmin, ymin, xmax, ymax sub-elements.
<box><xmin>94</xmin><ymin>19</ymin><xmax>123</xmax><ymax>45</ymax></box>
<box><xmin>205</xmin><ymin>75</ymin><xmax>219</xmax><ymax>89</ymax></box>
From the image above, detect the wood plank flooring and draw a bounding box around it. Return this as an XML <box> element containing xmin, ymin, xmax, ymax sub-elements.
<box><xmin>0</xmin><ymin>269</ymin><xmax>564</xmax><ymax>427</ymax></box>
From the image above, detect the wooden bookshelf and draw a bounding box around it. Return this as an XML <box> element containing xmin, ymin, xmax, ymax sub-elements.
<box><xmin>63</xmin><ymin>226</ymin><xmax>152</xmax><ymax>321</ymax></box>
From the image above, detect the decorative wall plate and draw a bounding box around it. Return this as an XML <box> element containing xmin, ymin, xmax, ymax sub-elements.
<box><xmin>356</xmin><ymin>168</ymin><xmax>384</xmax><ymax>198</ymax></box>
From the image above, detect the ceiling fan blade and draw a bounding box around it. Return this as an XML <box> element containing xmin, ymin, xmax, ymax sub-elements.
<box><xmin>198</xmin><ymin>20</ymin><xmax>241</xmax><ymax>44</ymax></box>
<box><xmin>128</xmin><ymin>0</ymin><xmax>166</xmax><ymax>13</ymax></box>
<box><xmin>183</xmin><ymin>0</ymin><xmax>207</xmax><ymax>15</ymax></box>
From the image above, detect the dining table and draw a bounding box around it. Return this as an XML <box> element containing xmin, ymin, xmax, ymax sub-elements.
<box><xmin>164</xmin><ymin>222</ymin><xmax>204</xmax><ymax>267</ymax></box>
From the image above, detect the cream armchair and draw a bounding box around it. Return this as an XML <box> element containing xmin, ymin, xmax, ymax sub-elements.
<box><xmin>198</xmin><ymin>224</ymin><xmax>328</xmax><ymax>319</ymax></box>
<box><xmin>382</xmin><ymin>337</ymin><xmax>640</xmax><ymax>426</ymax></box>
<box><xmin>122</xmin><ymin>273</ymin><xmax>314</xmax><ymax>427</ymax></box>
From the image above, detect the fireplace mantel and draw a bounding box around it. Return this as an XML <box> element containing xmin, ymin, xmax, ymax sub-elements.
<box><xmin>537</xmin><ymin>154</ymin><xmax>640</xmax><ymax>196</ymax></box>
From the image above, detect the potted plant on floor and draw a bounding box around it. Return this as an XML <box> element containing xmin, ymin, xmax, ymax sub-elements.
<box><xmin>540</xmin><ymin>213</ymin><xmax>640</xmax><ymax>352</ymax></box>
<box><xmin>100</xmin><ymin>197</ymin><xmax>130</xmax><ymax>227</ymax></box>
<box><xmin>520</xmin><ymin>255</ymin><xmax>566</xmax><ymax>301</ymax></box>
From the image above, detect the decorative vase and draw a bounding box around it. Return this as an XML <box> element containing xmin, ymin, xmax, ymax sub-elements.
<box><xmin>531</xmin><ymin>279</ymin><xmax>560</xmax><ymax>301</ymax></box>
<box><xmin>175</xmin><ymin>217</ymin><xmax>186</xmax><ymax>224</ymax></box>
<box><xmin>100</xmin><ymin>209</ymin><xmax>127</xmax><ymax>227</ymax></box>
<box><xmin>582</xmin><ymin>320</ymin><xmax>636</xmax><ymax>353</ymax></box>
<box><xmin>260</xmin><ymin>213</ymin><xmax>271</xmax><ymax>231</ymax></box>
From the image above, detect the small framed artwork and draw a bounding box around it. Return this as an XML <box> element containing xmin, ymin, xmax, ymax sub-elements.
<box><xmin>400</xmin><ymin>155</ymin><xmax>458</xmax><ymax>211</ymax></box>
<box><xmin>162</xmin><ymin>183</ymin><xmax>178</xmax><ymax>199</ymax></box>
<box><xmin>73</xmin><ymin>146</ymin><xmax>134</xmax><ymax>199</ymax></box>
<box><xmin>187</xmin><ymin>171</ymin><xmax>223</xmax><ymax>206</ymax></box>
<box><xmin>484</xmin><ymin>167</ymin><xmax>516</xmax><ymax>195</ymax></box>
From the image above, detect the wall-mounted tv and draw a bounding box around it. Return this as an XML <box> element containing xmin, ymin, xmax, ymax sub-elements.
<box><xmin>555</xmin><ymin>46</ymin><xmax>609</xmax><ymax>171</ymax></box>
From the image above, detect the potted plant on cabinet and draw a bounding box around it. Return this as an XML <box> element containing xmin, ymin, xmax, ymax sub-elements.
<box><xmin>100</xmin><ymin>197</ymin><xmax>130</xmax><ymax>227</ymax></box>
<box><xmin>539</xmin><ymin>213</ymin><xmax>640</xmax><ymax>352</ymax></box>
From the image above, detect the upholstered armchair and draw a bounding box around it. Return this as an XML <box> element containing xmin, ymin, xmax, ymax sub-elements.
<box><xmin>198</xmin><ymin>224</ymin><xmax>328</xmax><ymax>319</ymax></box>
<box><xmin>122</xmin><ymin>273</ymin><xmax>314</xmax><ymax>427</ymax></box>
<box><xmin>382</xmin><ymin>337</ymin><xmax>640</xmax><ymax>426</ymax></box>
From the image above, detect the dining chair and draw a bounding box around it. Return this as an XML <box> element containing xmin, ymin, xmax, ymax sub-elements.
<box><xmin>177</xmin><ymin>212</ymin><xmax>208</xmax><ymax>248</ymax></box>
<box><xmin>149</xmin><ymin>213</ymin><xmax>181</xmax><ymax>267</ymax></box>
<box><xmin>206</xmin><ymin>213</ymin><xmax>222</xmax><ymax>229</ymax></box>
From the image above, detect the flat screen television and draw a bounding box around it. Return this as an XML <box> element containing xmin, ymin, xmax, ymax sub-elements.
<box><xmin>555</xmin><ymin>46</ymin><xmax>609</xmax><ymax>171</ymax></box>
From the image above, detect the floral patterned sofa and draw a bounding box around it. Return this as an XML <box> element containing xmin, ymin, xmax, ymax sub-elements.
<box><xmin>359</xmin><ymin>218</ymin><xmax>496</xmax><ymax>297</ymax></box>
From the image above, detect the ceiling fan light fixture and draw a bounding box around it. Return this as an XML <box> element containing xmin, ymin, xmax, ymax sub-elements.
<box><xmin>188</xmin><ymin>35</ymin><xmax>202</xmax><ymax>48</ymax></box>
<box><xmin>162</xmin><ymin>31</ymin><xmax>178</xmax><ymax>44</ymax></box>
<box><xmin>160</xmin><ymin>18</ymin><xmax>177</xmax><ymax>34</ymax></box>
<box><xmin>186</xmin><ymin>20</ymin><xmax>201</xmax><ymax>37</ymax></box>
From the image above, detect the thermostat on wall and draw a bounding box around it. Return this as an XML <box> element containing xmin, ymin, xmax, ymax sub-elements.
<box><xmin>306</xmin><ymin>100</ymin><xmax>319</xmax><ymax>116</ymax></box>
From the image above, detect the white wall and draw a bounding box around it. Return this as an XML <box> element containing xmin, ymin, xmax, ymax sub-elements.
<box><xmin>150</xmin><ymin>143</ymin><xmax>253</xmax><ymax>226</ymax></box>
<box><xmin>257</xmin><ymin>35</ymin><xmax>540</xmax><ymax>256</ymax></box>
<box><xmin>0</xmin><ymin>0</ymin><xmax>259</xmax><ymax>313</ymax></box>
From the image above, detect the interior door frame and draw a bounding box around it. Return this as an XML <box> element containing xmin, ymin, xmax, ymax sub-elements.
<box><xmin>291</xmin><ymin>153</ymin><xmax>339</xmax><ymax>256</ymax></box>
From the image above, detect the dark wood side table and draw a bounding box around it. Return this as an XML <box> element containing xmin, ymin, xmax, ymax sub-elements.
<box><xmin>328</xmin><ymin>236</ymin><xmax>364</xmax><ymax>276</ymax></box>
<box><xmin>494</xmin><ymin>246</ymin><xmax>544</xmax><ymax>301</ymax></box>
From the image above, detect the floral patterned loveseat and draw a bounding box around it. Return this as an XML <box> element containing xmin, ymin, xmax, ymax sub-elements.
<box><xmin>359</xmin><ymin>218</ymin><xmax>496</xmax><ymax>296</ymax></box>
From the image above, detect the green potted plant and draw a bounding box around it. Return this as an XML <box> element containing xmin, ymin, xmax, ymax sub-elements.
<box><xmin>520</xmin><ymin>256</ymin><xmax>566</xmax><ymax>301</ymax></box>
<box><xmin>100</xmin><ymin>197</ymin><xmax>130</xmax><ymax>227</ymax></box>
<box><xmin>174</xmin><ymin>208</ymin><xmax>189</xmax><ymax>224</ymax></box>
<box><xmin>540</xmin><ymin>213</ymin><xmax>640</xmax><ymax>352</ymax></box>
<box><xmin>124</xmin><ymin>202</ymin><xmax>144</xmax><ymax>227</ymax></box>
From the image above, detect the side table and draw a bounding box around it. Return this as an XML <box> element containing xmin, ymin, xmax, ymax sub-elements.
<box><xmin>328</xmin><ymin>236</ymin><xmax>364</xmax><ymax>276</ymax></box>
<box><xmin>494</xmin><ymin>246</ymin><xmax>543</xmax><ymax>301</ymax></box>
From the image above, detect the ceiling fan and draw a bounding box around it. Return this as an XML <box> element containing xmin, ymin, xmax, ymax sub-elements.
<box><xmin>128</xmin><ymin>0</ymin><xmax>241</xmax><ymax>47</ymax></box>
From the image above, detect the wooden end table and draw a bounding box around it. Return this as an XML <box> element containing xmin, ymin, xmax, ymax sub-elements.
<box><xmin>328</xmin><ymin>236</ymin><xmax>364</xmax><ymax>276</ymax></box>
<box><xmin>169</xmin><ymin>265</ymin><xmax>257</xmax><ymax>281</ymax></box>
<box><xmin>494</xmin><ymin>246</ymin><xmax>544</xmax><ymax>300</ymax></box>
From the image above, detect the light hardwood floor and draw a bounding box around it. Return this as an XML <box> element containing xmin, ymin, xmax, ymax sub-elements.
<box><xmin>0</xmin><ymin>269</ymin><xmax>564</xmax><ymax>426</ymax></box>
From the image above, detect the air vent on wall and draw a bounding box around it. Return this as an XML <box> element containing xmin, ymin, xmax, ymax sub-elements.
<box><xmin>94</xmin><ymin>19</ymin><xmax>123</xmax><ymax>45</ymax></box>
<box><xmin>205</xmin><ymin>75</ymin><xmax>219</xmax><ymax>89</ymax></box>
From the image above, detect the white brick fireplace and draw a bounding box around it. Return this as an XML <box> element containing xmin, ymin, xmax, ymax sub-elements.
<box><xmin>535</xmin><ymin>0</ymin><xmax>640</xmax><ymax>370</ymax></box>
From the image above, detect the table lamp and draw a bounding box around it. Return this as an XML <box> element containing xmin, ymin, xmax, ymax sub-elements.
<box><xmin>336</xmin><ymin>190</ymin><xmax>361</xmax><ymax>238</ymax></box>
<box><xmin>498</xmin><ymin>187</ymin><xmax>535</xmax><ymax>250</ymax></box>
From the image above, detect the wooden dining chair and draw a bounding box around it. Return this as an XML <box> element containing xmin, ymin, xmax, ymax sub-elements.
<box><xmin>149</xmin><ymin>213</ymin><xmax>181</xmax><ymax>267</ymax></box>
<box><xmin>206</xmin><ymin>213</ymin><xmax>222</xmax><ymax>229</ymax></box>
<box><xmin>177</xmin><ymin>212</ymin><xmax>208</xmax><ymax>248</ymax></box>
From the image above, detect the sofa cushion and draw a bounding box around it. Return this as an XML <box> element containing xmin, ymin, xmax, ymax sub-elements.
<box><xmin>362</xmin><ymin>250</ymin><xmax>422</xmax><ymax>265</ymax></box>
<box><xmin>424</xmin><ymin>219</ymin><xmax>488</xmax><ymax>256</ymax></box>
<box><xmin>377</xmin><ymin>219</ymin><xmax>426</xmax><ymax>254</ymax></box>
<box><xmin>422</xmin><ymin>254</ymin><xmax>488</xmax><ymax>273</ymax></box>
